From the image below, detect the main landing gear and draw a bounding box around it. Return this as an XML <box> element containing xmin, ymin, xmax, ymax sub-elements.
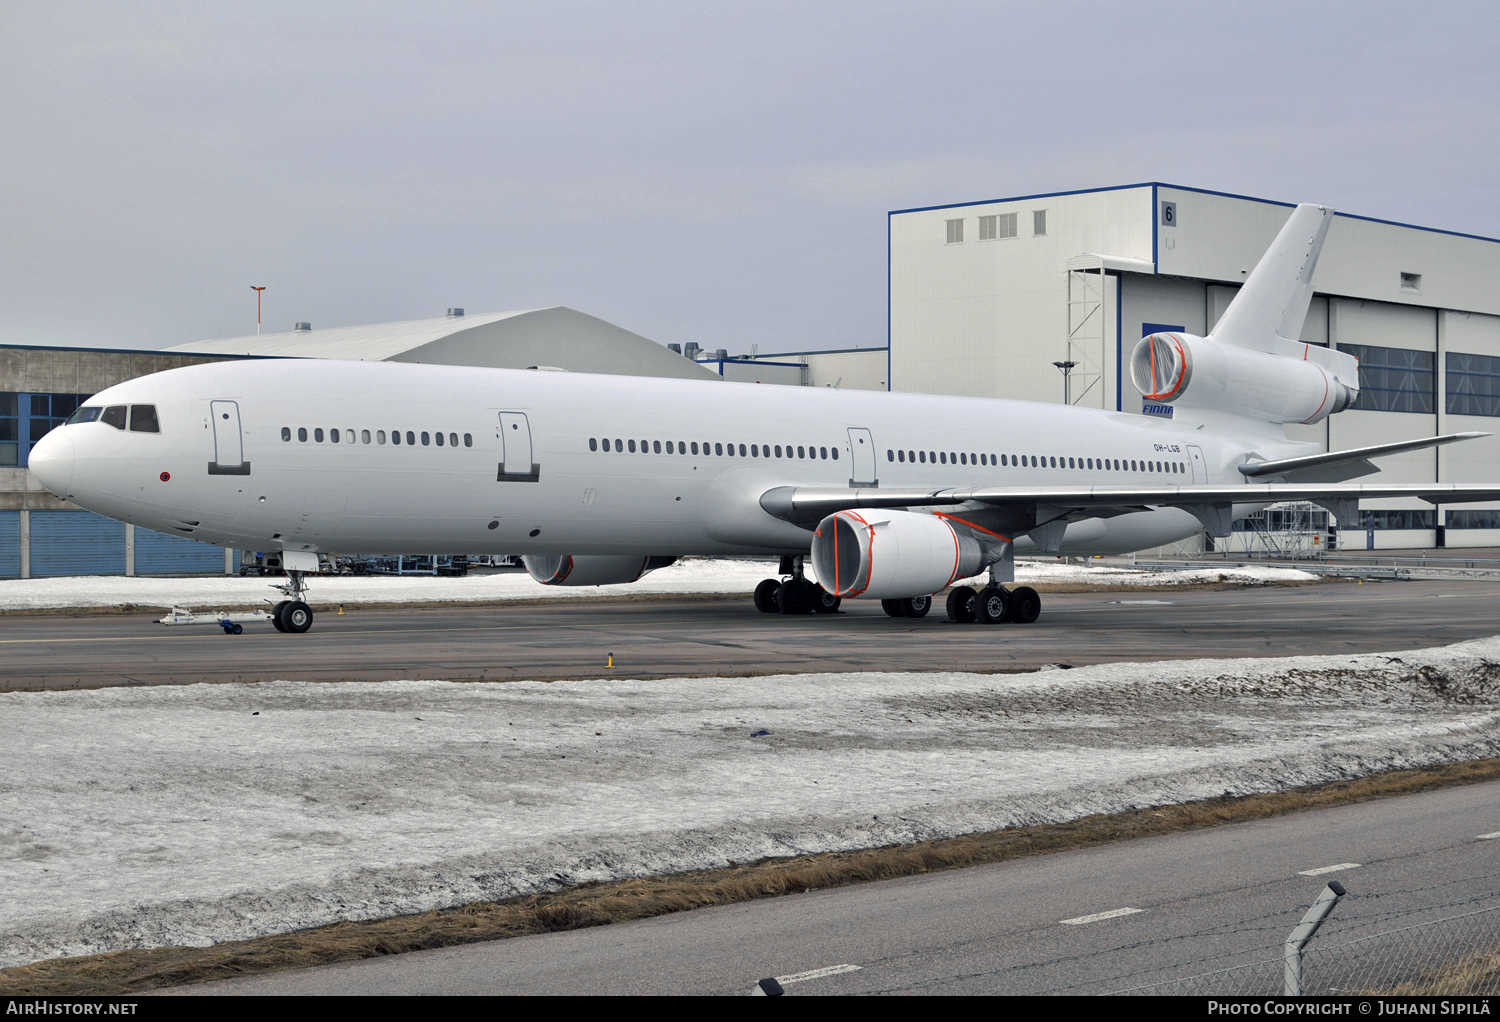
<box><xmin>943</xmin><ymin>583</ymin><xmax>1041</xmax><ymax>625</ymax></box>
<box><xmin>269</xmin><ymin>569</ymin><xmax>315</xmax><ymax>634</ymax></box>
<box><xmin>754</xmin><ymin>556</ymin><xmax>841</xmax><ymax>616</ymax></box>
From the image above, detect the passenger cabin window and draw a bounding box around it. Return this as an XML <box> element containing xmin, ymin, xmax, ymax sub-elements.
<box><xmin>102</xmin><ymin>406</ymin><xmax>127</xmax><ymax>430</ymax></box>
<box><xmin>330</xmin><ymin>428</ymin><xmax>340</xmax><ymax>443</ymax></box>
<box><xmin>128</xmin><ymin>405</ymin><xmax>159</xmax><ymax>433</ymax></box>
<box><xmin>314</xmin><ymin>428</ymin><xmax>325</xmax><ymax>442</ymax></box>
<box><xmin>421</xmin><ymin>432</ymin><xmax>430</xmax><ymax>446</ymax></box>
<box><xmin>281</xmin><ymin>427</ymin><xmax>292</xmax><ymax>442</ymax></box>
<box><xmin>377</xmin><ymin>431</ymin><xmax>387</xmax><ymax>444</ymax></box>
<box><xmin>435</xmin><ymin>432</ymin><xmax>444</xmax><ymax>446</ymax></box>
<box><xmin>464</xmin><ymin>433</ymin><xmax>472</xmax><ymax>447</ymax></box>
<box><xmin>406</xmin><ymin>431</ymin><xmax>415</xmax><ymax>445</ymax></box>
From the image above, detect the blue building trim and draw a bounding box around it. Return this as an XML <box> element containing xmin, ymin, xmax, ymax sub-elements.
<box><xmin>17</xmin><ymin>393</ymin><xmax>30</xmax><ymax>468</ymax></box>
<box><xmin>888</xmin><ymin>180</ymin><xmax>1500</xmax><ymax>246</ymax></box>
<box><xmin>889</xmin><ymin>182</ymin><xmax>1154</xmax><ymax>217</ymax></box>
<box><xmin>0</xmin><ymin>342</ymin><xmax>270</xmax><ymax>358</ymax></box>
<box><xmin>1151</xmin><ymin>183</ymin><xmax>1159</xmax><ymax>273</ymax></box>
<box><xmin>1115</xmin><ymin>280</ymin><xmax>1123</xmax><ymax>412</ymax></box>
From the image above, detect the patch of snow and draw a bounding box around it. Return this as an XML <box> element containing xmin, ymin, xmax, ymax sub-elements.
<box><xmin>4</xmin><ymin>636</ymin><xmax>1500</xmax><ymax>966</ymax></box>
<box><xmin>0</xmin><ymin>558</ymin><xmax>1316</xmax><ymax>612</ymax></box>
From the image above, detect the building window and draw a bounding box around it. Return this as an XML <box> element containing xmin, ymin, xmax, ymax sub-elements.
<box><xmin>1339</xmin><ymin>343</ymin><xmax>1434</xmax><ymax>414</ymax></box>
<box><xmin>1361</xmin><ymin>509</ymin><xmax>1436</xmax><ymax>530</ymax></box>
<box><xmin>1446</xmin><ymin>351</ymin><xmax>1500</xmax><ymax>417</ymax></box>
<box><xmin>945</xmin><ymin>218</ymin><xmax>964</xmax><ymax>244</ymax></box>
<box><xmin>1447</xmin><ymin>510</ymin><xmax>1500</xmax><ymax>530</ymax></box>
<box><xmin>998</xmin><ymin>212</ymin><xmax>1017</xmax><ymax>239</ymax></box>
<box><xmin>1033</xmin><ymin>210</ymin><xmax>1047</xmax><ymax>236</ymax></box>
<box><xmin>978</xmin><ymin>215</ymin><xmax>997</xmax><ymax>241</ymax></box>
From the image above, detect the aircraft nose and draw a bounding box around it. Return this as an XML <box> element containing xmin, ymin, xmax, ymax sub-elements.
<box><xmin>28</xmin><ymin>429</ymin><xmax>75</xmax><ymax>497</ymax></box>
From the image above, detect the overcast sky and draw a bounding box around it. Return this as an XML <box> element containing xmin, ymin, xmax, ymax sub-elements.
<box><xmin>3</xmin><ymin>1</ymin><xmax>1497</xmax><ymax>353</ymax></box>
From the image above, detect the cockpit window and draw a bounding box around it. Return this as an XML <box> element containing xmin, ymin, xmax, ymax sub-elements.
<box><xmin>101</xmin><ymin>406</ymin><xmax>127</xmax><ymax>430</ymax></box>
<box><xmin>129</xmin><ymin>405</ymin><xmax>160</xmax><ymax>433</ymax></box>
<box><xmin>66</xmin><ymin>407</ymin><xmax>103</xmax><ymax>425</ymax></box>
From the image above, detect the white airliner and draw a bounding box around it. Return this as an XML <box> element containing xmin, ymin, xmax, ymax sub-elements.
<box><xmin>27</xmin><ymin>204</ymin><xmax>1500</xmax><ymax>633</ymax></box>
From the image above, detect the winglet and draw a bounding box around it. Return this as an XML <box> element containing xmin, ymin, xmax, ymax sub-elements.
<box><xmin>1209</xmin><ymin>204</ymin><xmax>1333</xmax><ymax>352</ymax></box>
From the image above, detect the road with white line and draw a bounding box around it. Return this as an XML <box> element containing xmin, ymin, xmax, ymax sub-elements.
<box><xmin>172</xmin><ymin>779</ymin><xmax>1500</xmax><ymax>996</ymax></box>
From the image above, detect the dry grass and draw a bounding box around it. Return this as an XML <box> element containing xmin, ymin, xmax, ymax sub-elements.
<box><xmin>4</xmin><ymin>756</ymin><xmax>1499</xmax><ymax>995</ymax></box>
<box><xmin>1372</xmin><ymin>946</ymin><xmax>1500</xmax><ymax>995</ymax></box>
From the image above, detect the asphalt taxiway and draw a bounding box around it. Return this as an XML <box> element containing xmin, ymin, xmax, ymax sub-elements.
<box><xmin>171</xmin><ymin>778</ymin><xmax>1500</xmax><ymax>995</ymax></box>
<box><xmin>5</xmin><ymin>578</ymin><xmax>1500</xmax><ymax>690</ymax></box>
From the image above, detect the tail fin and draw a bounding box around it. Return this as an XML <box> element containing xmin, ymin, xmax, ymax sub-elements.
<box><xmin>1208</xmin><ymin>203</ymin><xmax>1333</xmax><ymax>352</ymax></box>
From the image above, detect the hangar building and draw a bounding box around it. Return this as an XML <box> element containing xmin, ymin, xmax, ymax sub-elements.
<box><xmin>889</xmin><ymin>183</ymin><xmax>1500</xmax><ymax>549</ymax></box>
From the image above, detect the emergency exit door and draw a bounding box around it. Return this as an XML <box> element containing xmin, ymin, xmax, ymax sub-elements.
<box><xmin>848</xmin><ymin>427</ymin><xmax>877</xmax><ymax>487</ymax></box>
<box><xmin>497</xmin><ymin>412</ymin><xmax>539</xmax><ymax>482</ymax></box>
<box><xmin>1186</xmin><ymin>444</ymin><xmax>1207</xmax><ymax>484</ymax></box>
<box><xmin>208</xmin><ymin>400</ymin><xmax>250</xmax><ymax>475</ymax></box>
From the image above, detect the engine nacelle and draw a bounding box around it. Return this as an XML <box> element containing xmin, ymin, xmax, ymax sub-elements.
<box><xmin>523</xmin><ymin>554</ymin><xmax>677</xmax><ymax>586</ymax></box>
<box><xmin>811</xmin><ymin>509</ymin><xmax>985</xmax><ymax>599</ymax></box>
<box><xmin>1131</xmin><ymin>332</ymin><xmax>1358</xmax><ymax>424</ymax></box>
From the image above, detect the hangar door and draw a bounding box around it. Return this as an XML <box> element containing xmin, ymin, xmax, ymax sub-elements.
<box><xmin>136</xmin><ymin>528</ymin><xmax>237</xmax><ymax>574</ymax></box>
<box><xmin>0</xmin><ymin>511</ymin><xmax>17</xmax><ymax>577</ymax></box>
<box><xmin>30</xmin><ymin>511</ymin><xmax>125</xmax><ymax>576</ymax></box>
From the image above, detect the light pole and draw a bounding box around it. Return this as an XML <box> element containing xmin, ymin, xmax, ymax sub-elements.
<box><xmin>1052</xmin><ymin>360</ymin><xmax>1078</xmax><ymax>405</ymax></box>
<box><xmin>251</xmin><ymin>286</ymin><xmax>266</xmax><ymax>335</ymax></box>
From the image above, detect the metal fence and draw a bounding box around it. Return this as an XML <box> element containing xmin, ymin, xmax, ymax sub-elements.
<box><xmin>1112</xmin><ymin>901</ymin><xmax>1500</xmax><ymax>996</ymax></box>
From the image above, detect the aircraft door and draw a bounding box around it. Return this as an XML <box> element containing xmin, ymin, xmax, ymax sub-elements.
<box><xmin>1186</xmin><ymin>444</ymin><xmax>1206</xmax><ymax>484</ymax></box>
<box><xmin>498</xmin><ymin>412</ymin><xmax>539</xmax><ymax>482</ymax></box>
<box><xmin>208</xmin><ymin>400</ymin><xmax>250</xmax><ymax>475</ymax></box>
<box><xmin>847</xmin><ymin>427</ymin><xmax>877</xmax><ymax>487</ymax></box>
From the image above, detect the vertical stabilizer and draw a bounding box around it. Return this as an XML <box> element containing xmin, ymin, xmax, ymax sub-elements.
<box><xmin>1208</xmin><ymin>203</ymin><xmax>1333</xmax><ymax>352</ymax></box>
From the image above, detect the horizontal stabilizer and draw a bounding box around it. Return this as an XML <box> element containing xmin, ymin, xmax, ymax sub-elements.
<box><xmin>1238</xmin><ymin>432</ymin><xmax>1491</xmax><ymax>481</ymax></box>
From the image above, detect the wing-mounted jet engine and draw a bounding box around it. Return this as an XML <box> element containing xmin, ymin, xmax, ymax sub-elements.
<box><xmin>810</xmin><ymin>509</ymin><xmax>1000</xmax><ymax>599</ymax></box>
<box><xmin>522</xmin><ymin>554</ymin><xmax>678</xmax><ymax>586</ymax></box>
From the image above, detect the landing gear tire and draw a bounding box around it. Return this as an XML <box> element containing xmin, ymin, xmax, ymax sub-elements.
<box><xmin>974</xmin><ymin>586</ymin><xmax>1011</xmax><ymax>624</ymax></box>
<box><xmin>900</xmin><ymin>595</ymin><xmax>932</xmax><ymax>618</ymax></box>
<box><xmin>881</xmin><ymin>599</ymin><xmax>906</xmax><ymax>618</ymax></box>
<box><xmin>754</xmin><ymin>578</ymin><xmax>782</xmax><ymax>614</ymax></box>
<box><xmin>776</xmin><ymin>581</ymin><xmax>812</xmax><ymax>615</ymax></box>
<box><xmin>1008</xmin><ymin>586</ymin><xmax>1042</xmax><ymax>624</ymax></box>
<box><xmin>811</xmin><ymin>584</ymin><xmax>841</xmax><ymax>614</ymax></box>
<box><xmin>271</xmin><ymin>600</ymin><xmax>289</xmax><ymax>633</ymax></box>
<box><xmin>946</xmin><ymin>586</ymin><xmax>977</xmax><ymax>623</ymax></box>
<box><xmin>280</xmin><ymin>600</ymin><xmax>313</xmax><ymax>633</ymax></box>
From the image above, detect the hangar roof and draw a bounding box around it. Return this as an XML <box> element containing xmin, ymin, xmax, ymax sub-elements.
<box><xmin>167</xmin><ymin>306</ymin><xmax>720</xmax><ymax>381</ymax></box>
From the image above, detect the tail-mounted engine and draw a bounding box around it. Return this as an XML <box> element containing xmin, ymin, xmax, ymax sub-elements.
<box><xmin>811</xmin><ymin>509</ymin><xmax>991</xmax><ymax>599</ymax></box>
<box><xmin>523</xmin><ymin>554</ymin><xmax>678</xmax><ymax>586</ymax></box>
<box><xmin>1131</xmin><ymin>332</ymin><xmax>1358</xmax><ymax>424</ymax></box>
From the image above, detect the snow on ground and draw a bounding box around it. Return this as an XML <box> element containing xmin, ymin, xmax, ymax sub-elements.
<box><xmin>0</xmin><ymin>558</ymin><xmax>1318</xmax><ymax>612</ymax></box>
<box><xmin>4</xmin><ymin>636</ymin><xmax>1499</xmax><ymax>967</ymax></box>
